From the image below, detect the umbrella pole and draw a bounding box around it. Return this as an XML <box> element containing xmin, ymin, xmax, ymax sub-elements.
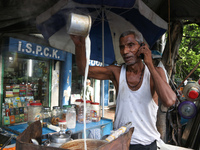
<box><xmin>101</xmin><ymin>7</ymin><xmax>105</xmax><ymax>117</ymax></box>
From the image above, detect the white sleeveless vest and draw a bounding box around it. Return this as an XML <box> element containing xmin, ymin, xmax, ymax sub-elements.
<box><xmin>114</xmin><ymin>64</ymin><xmax>161</xmax><ymax>145</ymax></box>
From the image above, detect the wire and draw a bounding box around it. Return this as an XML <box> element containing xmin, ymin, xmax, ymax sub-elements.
<box><xmin>0</xmin><ymin>135</ymin><xmax>14</xmax><ymax>150</ymax></box>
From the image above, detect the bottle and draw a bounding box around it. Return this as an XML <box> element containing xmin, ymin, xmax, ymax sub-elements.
<box><xmin>24</xmin><ymin>107</ymin><xmax>28</xmax><ymax>122</ymax></box>
<box><xmin>42</xmin><ymin>107</ymin><xmax>51</xmax><ymax>127</ymax></box>
<box><xmin>105</xmin><ymin>122</ymin><xmax>132</xmax><ymax>142</ymax></box>
<box><xmin>5</xmin><ymin>108</ymin><xmax>10</xmax><ymax>116</ymax></box>
<box><xmin>77</xmin><ymin>100</ymin><xmax>91</xmax><ymax>123</ymax></box>
<box><xmin>61</xmin><ymin>105</ymin><xmax>71</xmax><ymax>120</ymax></box>
<box><xmin>51</xmin><ymin>106</ymin><xmax>61</xmax><ymax>125</ymax></box>
<box><xmin>66</xmin><ymin>105</ymin><xmax>76</xmax><ymax>129</ymax></box>
<box><xmin>74</xmin><ymin>99</ymin><xmax>83</xmax><ymax>121</ymax></box>
<box><xmin>58</xmin><ymin>119</ymin><xmax>67</xmax><ymax>134</ymax></box>
<box><xmin>27</xmin><ymin>102</ymin><xmax>42</xmax><ymax>125</ymax></box>
<box><xmin>86</xmin><ymin>101</ymin><xmax>91</xmax><ymax>123</ymax></box>
<box><xmin>90</xmin><ymin>102</ymin><xmax>101</xmax><ymax>122</ymax></box>
<box><xmin>75</xmin><ymin>99</ymin><xmax>83</xmax><ymax>105</ymax></box>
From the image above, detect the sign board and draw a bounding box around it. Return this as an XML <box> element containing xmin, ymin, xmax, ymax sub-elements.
<box><xmin>8</xmin><ymin>37</ymin><xmax>67</xmax><ymax>61</ymax></box>
<box><xmin>89</xmin><ymin>60</ymin><xmax>103</xmax><ymax>66</ymax></box>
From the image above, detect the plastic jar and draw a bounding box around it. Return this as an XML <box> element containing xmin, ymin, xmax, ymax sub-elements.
<box><xmin>74</xmin><ymin>99</ymin><xmax>83</xmax><ymax>120</ymax></box>
<box><xmin>90</xmin><ymin>102</ymin><xmax>101</xmax><ymax>122</ymax></box>
<box><xmin>75</xmin><ymin>99</ymin><xmax>83</xmax><ymax>105</ymax></box>
<box><xmin>77</xmin><ymin>100</ymin><xmax>91</xmax><ymax>123</ymax></box>
<box><xmin>51</xmin><ymin>106</ymin><xmax>61</xmax><ymax>125</ymax></box>
<box><xmin>66</xmin><ymin>105</ymin><xmax>76</xmax><ymax>129</ymax></box>
<box><xmin>28</xmin><ymin>102</ymin><xmax>42</xmax><ymax>125</ymax></box>
<box><xmin>42</xmin><ymin>107</ymin><xmax>51</xmax><ymax>127</ymax></box>
<box><xmin>58</xmin><ymin>119</ymin><xmax>67</xmax><ymax>134</ymax></box>
<box><xmin>61</xmin><ymin>105</ymin><xmax>71</xmax><ymax>120</ymax></box>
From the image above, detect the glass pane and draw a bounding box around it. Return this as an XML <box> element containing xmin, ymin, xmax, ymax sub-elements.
<box><xmin>109</xmin><ymin>91</ymin><xmax>114</xmax><ymax>103</ymax></box>
<box><xmin>71</xmin><ymin>55</ymin><xmax>82</xmax><ymax>94</ymax></box>
<box><xmin>3</xmin><ymin>56</ymin><xmax>50</xmax><ymax>107</ymax></box>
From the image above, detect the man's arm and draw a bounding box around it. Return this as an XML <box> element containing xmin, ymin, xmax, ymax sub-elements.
<box><xmin>137</xmin><ymin>43</ymin><xmax>176</xmax><ymax>107</ymax></box>
<box><xmin>150</xmin><ymin>66</ymin><xmax>176</xmax><ymax>107</ymax></box>
<box><xmin>70</xmin><ymin>35</ymin><xmax>118</xmax><ymax>81</ymax></box>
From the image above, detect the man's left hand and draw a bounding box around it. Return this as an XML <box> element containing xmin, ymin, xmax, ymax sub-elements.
<box><xmin>137</xmin><ymin>43</ymin><xmax>152</xmax><ymax>65</ymax></box>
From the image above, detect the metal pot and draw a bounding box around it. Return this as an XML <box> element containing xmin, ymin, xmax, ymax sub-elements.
<box><xmin>47</xmin><ymin>130</ymin><xmax>72</xmax><ymax>147</ymax></box>
<box><xmin>60</xmin><ymin>139</ymin><xmax>108</xmax><ymax>150</ymax></box>
<box><xmin>66</xmin><ymin>13</ymin><xmax>92</xmax><ymax>36</ymax></box>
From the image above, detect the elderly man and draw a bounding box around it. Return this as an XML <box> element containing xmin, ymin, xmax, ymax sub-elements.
<box><xmin>70</xmin><ymin>30</ymin><xmax>176</xmax><ymax>150</ymax></box>
<box><xmin>81</xmin><ymin>79</ymin><xmax>94</xmax><ymax>102</ymax></box>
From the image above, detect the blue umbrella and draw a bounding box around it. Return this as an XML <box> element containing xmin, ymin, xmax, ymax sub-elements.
<box><xmin>36</xmin><ymin>0</ymin><xmax>168</xmax><ymax>122</ymax></box>
<box><xmin>36</xmin><ymin>0</ymin><xmax>167</xmax><ymax>65</ymax></box>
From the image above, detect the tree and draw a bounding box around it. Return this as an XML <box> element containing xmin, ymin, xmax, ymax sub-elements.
<box><xmin>157</xmin><ymin>21</ymin><xmax>200</xmax><ymax>145</ymax></box>
<box><xmin>176</xmin><ymin>23</ymin><xmax>200</xmax><ymax>81</ymax></box>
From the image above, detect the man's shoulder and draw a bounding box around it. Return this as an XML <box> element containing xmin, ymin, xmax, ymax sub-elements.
<box><xmin>107</xmin><ymin>64</ymin><xmax>123</xmax><ymax>73</ymax></box>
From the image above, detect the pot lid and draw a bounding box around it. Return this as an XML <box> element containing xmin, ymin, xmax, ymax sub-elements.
<box><xmin>50</xmin><ymin>132</ymin><xmax>71</xmax><ymax>143</ymax></box>
<box><xmin>75</xmin><ymin>99</ymin><xmax>83</xmax><ymax>102</ymax></box>
<box><xmin>81</xmin><ymin>100</ymin><xmax>91</xmax><ymax>103</ymax></box>
<box><xmin>188</xmin><ymin>89</ymin><xmax>199</xmax><ymax>99</ymax></box>
<box><xmin>59</xmin><ymin>119</ymin><xmax>66</xmax><ymax>122</ymax></box>
<box><xmin>178</xmin><ymin>101</ymin><xmax>197</xmax><ymax>119</ymax></box>
<box><xmin>63</xmin><ymin>105</ymin><xmax>71</xmax><ymax>108</ymax></box>
<box><xmin>91</xmin><ymin>102</ymin><xmax>100</xmax><ymax>105</ymax></box>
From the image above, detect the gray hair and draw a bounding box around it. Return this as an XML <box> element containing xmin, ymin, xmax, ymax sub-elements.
<box><xmin>119</xmin><ymin>30</ymin><xmax>143</xmax><ymax>44</ymax></box>
<box><xmin>86</xmin><ymin>79</ymin><xmax>91</xmax><ymax>83</ymax></box>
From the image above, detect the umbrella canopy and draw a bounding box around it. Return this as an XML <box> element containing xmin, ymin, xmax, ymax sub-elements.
<box><xmin>36</xmin><ymin>0</ymin><xmax>167</xmax><ymax>64</ymax></box>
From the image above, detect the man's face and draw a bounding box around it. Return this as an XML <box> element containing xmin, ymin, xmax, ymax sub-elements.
<box><xmin>119</xmin><ymin>34</ymin><xmax>140</xmax><ymax>65</ymax></box>
<box><xmin>86</xmin><ymin>80</ymin><xmax>90</xmax><ymax>85</ymax></box>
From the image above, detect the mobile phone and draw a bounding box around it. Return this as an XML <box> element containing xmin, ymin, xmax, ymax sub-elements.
<box><xmin>139</xmin><ymin>43</ymin><xmax>145</xmax><ymax>59</ymax></box>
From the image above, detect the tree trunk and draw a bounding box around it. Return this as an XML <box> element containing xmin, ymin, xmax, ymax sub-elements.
<box><xmin>162</xmin><ymin>20</ymin><xmax>183</xmax><ymax>77</ymax></box>
<box><xmin>157</xmin><ymin>20</ymin><xmax>183</xmax><ymax>143</ymax></box>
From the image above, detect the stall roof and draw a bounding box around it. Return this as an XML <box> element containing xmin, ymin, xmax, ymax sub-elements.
<box><xmin>0</xmin><ymin>0</ymin><xmax>200</xmax><ymax>34</ymax></box>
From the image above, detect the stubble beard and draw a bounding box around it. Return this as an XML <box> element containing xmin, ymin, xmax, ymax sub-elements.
<box><xmin>125</xmin><ymin>60</ymin><xmax>137</xmax><ymax>66</ymax></box>
<box><xmin>124</xmin><ymin>55</ymin><xmax>138</xmax><ymax>66</ymax></box>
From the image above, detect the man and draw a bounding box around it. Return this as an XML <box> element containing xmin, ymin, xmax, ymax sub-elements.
<box><xmin>70</xmin><ymin>30</ymin><xmax>176</xmax><ymax>150</ymax></box>
<box><xmin>81</xmin><ymin>79</ymin><xmax>94</xmax><ymax>102</ymax></box>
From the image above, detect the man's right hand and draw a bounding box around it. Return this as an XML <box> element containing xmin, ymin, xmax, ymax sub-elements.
<box><xmin>70</xmin><ymin>35</ymin><xmax>86</xmax><ymax>46</ymax></box>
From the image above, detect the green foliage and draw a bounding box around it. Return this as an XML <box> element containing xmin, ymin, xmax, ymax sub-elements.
<box><xmin>176</xmin><ymin>23</ymin><xmax>200</xmax><ymax>81</ymax></box>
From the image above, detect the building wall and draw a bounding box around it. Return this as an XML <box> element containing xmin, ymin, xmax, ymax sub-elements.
<box><xmin>51</xmin><ymin>61</ymin><xmax>60</xmax><ymax>109</ymax></box>
<box><xmin>0</xmin><ymin>45</ymin><xmax>2</xmax><ymax>125</ymax></box>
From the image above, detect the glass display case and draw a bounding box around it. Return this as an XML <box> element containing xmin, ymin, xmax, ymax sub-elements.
<box><xmin>2</xmin><ymin>54</ymin><xmax>50</xmax><ymax>125</ymax></box>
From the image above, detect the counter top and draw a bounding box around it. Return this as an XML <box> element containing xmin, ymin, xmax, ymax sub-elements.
<box><xmin>6</xmin><ymin>117</ymin><xmax>113</xmax><ymax>135</ymax></box>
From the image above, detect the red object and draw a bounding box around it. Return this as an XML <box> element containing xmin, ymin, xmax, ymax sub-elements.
<box><xmin>6</xmin><ymin>108</ymin><xmax>10</xmax><ymax>116</ymax></box>
<box><xmin>10</xmin><ymin>115</ymin><xmax>15</xmax><ymax>124</ymax></box>
<box><xmin>75</xmin><ymin>99</ymin><xmax>83</xmax><ymax>102</ymax></box>
<box><xmin>86</xmin><ymin>100</ymin><xmax>91</xmax><ymax>103</ymax></box>
<box><xmin>198</xmin><ymin>79</ymin><xmax>200</xmax><ymax>85</ymax></box>
<box><xmin>91</xmin><ymin>102</ymin><xmax>100</xmax><ymax>105</ymax></box>
<box><xmin>30</xmin><ymin>102</ymin><xmax>42</xmax><ymax>106</ymax></box>
<box><xmin>59</xmin><ymin>119</ymin><xmax>66</xmax><ymax>122</ymax></box>
<box><xmin>188</xmin><ymin>89</ymin><xmax>199</xmax><ymax>99</ymax></box>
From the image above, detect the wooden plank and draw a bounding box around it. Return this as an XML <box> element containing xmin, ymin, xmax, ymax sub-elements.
<box><xmin>97</xmin><ymin>127</ymin><xmax>134</xmax><ymax>150</ymax></box>
<box><xmin>16</xmin><ymin>121</ymin><xmax>67</xmax><ymax>150</ymax></box>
